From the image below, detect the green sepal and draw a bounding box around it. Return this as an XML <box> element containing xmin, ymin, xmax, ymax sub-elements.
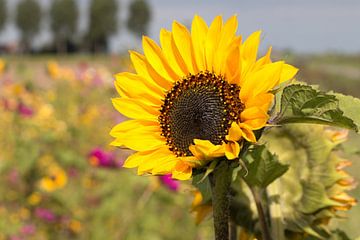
<box><xmin>199</xmin><ymin>159</ymin><xmax>220</xmax><ymax>183</ymax></box>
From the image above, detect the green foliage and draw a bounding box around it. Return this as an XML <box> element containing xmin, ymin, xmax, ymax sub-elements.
<box><xmin>332</xmin><ymin>92</ymin><xmax>360</xmax><ymax>132</ymax></box>
<box><xmin>50</xmin><ymin>0</ymin><xmax>78</xmax><ymax>51</ymax></box>
<box><xmin>192</xmin><ymin>170</ymin><xmax>212</xmax><ymax>204</ymax></box>
<box><xmin>242</xmin><ymin>145</ymin><xmax>289</xmax><ymax>188</ymax></box>
<box><xmin>127</xmin><ymin>0</ymin><xmax>152</xmax><ymax>38</ymax></box>
<box><xmin>88</xmin><ymin>0</ymin><xmax>118</xmax><ymax>51</ymax></box>
<box><xmin>0</xmin><ymin>0</ymin><xmax>6</xmax><ymax>31</ymax></box>
<box><xmin>276</xmin><ymin>84</ymin><xmax>357</xmax><ymax>131</ymax></box>
<box><xmin>16</xmin><ymin>0</ymin><xmax>42</xmax><ymax>48</ymax></box>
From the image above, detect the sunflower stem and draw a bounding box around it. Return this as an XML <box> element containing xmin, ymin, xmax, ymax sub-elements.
<box><xmin>209</xmin><ymin>161</ymin><xmax>232</xmax><ymax>240</ymax></box>
<box><xmin>250</xmin><ymin>186</ymin><xmax>272</xmax><ymax>240</ymax></box>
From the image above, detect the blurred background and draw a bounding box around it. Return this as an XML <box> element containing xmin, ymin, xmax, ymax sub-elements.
<box><xmin>0</xmin><ymin>0</ymin><xmax>359</xmax><ymax>239</ymax></box>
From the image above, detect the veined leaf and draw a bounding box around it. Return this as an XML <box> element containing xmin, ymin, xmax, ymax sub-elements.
<box><xmin>242</xmin><ymin>145</ymin><xmax>289</xmax><ymax>188</ymax></box>
<box><xmin>276</xmin><ymin>84</ymin><xmax>358</xmax><ymax>131</ymax></box>
<box><xmin>333</xmin><ymin>92</ymin><xmax>360</xmax><ymax>132</ymax></box>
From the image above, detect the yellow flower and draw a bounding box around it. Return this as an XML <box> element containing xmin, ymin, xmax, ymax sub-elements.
<box><xmin>47</xmin><ymin>61</ymin><xmax>61</xmax><ymax>79</ymax></box>
<box><xmin>111</xmin><ymin>15</ymin><xmax>298</xmax><ymax>180</ymax></box>
<box><xmin>39</xmin><ymin>165</ymin><xmax>68</xmax><ymax>192</ymax></box>
<box><xmin>191</xmin><ymin>190</ymin><xmax>212</xmax><ymax>224</ymax></box>
<box><xmin>0</xmin><ymin>58</ymin><xmax>6</xmax><ymax>75</ymax></box>
<box><xmin>27</xmin><ymin>192</ymin><xmax>42</xmax><ymax>205</ymax></box>
<box><xmin>69</xmin><ymin>219</ymin><xmax>83</xmax><ymax>234</ymax></box>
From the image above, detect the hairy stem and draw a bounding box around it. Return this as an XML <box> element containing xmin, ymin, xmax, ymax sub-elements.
<box><xmin>209</xmin><ymin>161</ymin><xmax>233</xmax><ymax>240</ymax></box>
<box><xmin>250</xmin><ymin>186</ymin><xmax>272</xmax><ymax>240</ymax></box>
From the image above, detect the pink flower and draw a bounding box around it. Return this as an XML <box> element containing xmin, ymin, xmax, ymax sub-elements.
<box><xmin>35</xmin><ymin>208</ymin><xmax>56</xmax><ymax>222</ymax></box>
<box><xmin>159</xmin><ymin>174</ymin><xmax>180</xmax><ymax>192</ymax></box>
<box><xmin>20</xmin><ymin>224</ymin><xmax>36</xmax><ymax>235</ymax></box>
<box><xmin>88</xmin><ymin>147</ymin><xmax>123</xmax><ymax>168</ymax></box>
<box><xmin>18</xmin><ymin>103</ymin><xmax>33</xmax><ymax>117</ymax></box>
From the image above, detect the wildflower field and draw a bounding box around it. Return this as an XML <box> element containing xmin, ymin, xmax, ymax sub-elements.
<box><xmin>0</xmin><ymin>53</ymin><xmax>359</xmax><ymax>239</ymax></box>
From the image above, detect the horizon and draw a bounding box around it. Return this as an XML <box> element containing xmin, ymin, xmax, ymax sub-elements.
<box><xmin>0</xmin><ymin>0</ymin><xmax>359</xmax><ymax>54</ymax></box>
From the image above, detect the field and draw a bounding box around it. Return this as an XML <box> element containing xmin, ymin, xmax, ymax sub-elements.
<box><xmin>0</xmin><ymin>53</ymin><xmax>359</xmax><ymax>239</ymax></box>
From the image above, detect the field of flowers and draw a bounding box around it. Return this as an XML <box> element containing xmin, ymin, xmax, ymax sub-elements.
<box><xmin>0</xmin><ymin>55</ymin><xmax>215</xmax><ymax>239</ymax></box>
<box><xmin>0</xmin><ymin>53</ymin><xmax>359</xmax><ymax>239</ymax></box>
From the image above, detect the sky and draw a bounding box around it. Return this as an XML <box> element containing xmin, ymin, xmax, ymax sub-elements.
<box><xmin>1</xmin><ymin>0</ymin><xmax>360</xmax><ymax>53</ymax></box>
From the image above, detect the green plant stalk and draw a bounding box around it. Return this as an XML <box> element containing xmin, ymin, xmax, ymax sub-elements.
<box><xmin>250</xmin><ymin>186</ymin><xmax>272</xmax><ymax>240</ymax></box>
<box><xmin>209</xmin><ymin>161</ymin><xmax>233</xmax><ymax>240</ymax></box>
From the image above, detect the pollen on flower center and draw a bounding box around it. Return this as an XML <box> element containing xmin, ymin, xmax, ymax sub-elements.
<box><xmin>159</xmin><ymin>71</ymin><xmax>244</xmax><ymax>157</ymax></box>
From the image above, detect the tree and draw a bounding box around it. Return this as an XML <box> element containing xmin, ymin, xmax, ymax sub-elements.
<box><xmin>50</xmin><ymin>0</ymin><xmax>78</xmax><ymax>53</ymax></box>
<box><xmin>87</xmin><ymin>0</ymin><xmax>118</xmax><ymax>52</ymax></box>
<box><xmin>127</xmin><ymin>0</ymin><xmax>151</xmax><ymax>39</ymax></box>
<box><xmin>16</xmin><ymin>0</ymin><xmax>41</xmax><ymax>52</ymax></box>
<box><xmin>0</xmin><ymin>0</ymin><xmax>6</xmax><ymax>32</ymax></box>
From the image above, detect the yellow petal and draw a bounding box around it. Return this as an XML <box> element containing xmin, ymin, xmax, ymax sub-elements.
<box><xmin>225</xmin><ymin>37</ymin><xmax>242</xmax><ymax>84</ymax></box>
<box><xmin>191</xmin><ymin>15</ymin><xmax>208</xmax><ymax>71</ymax></box>
<box><xmin>189</xmin><ymin>139</ymin><xmax>225</xmax><ymax>160</ymax></box>
<box><xmin>152</xmin><ymin>155</ymin><xmax>178</xmax><ymax>175</ymax></box>
<box><xmin>253</xmin><ymin>46</ymin><xmax>272</xmax><ymax>70</ymax></box>
<box><xmin>172</xmin><ymin>21</ymin><xmax>198</xmax><ymax>74</ymax></box>
<box><xmin>111</xmin><ymin>125</ymin><xmax>165</xmax><ymax>152</ymax></box>
<box><xmin>110</xmin><ymin>120</ymin><xmax>158</xmax><ymax>138</ymax></box>
<box><xmin>205</xmin><ymin>16</ymin><xmax>223</xmax><ymax>70</ymax></box>
<box><xmin>179</xmin><ymin>156</ymin><xmax>205</xmax><ymax>167</ymax></box>
<box><xmin>129</xmin><ymin>51</ymin><xmax>173</xmax><ymax>89</ymax></box>
<box><xmin>142</xmin><ymin>36</ymin><xmax>179</xmax><ymax>81</ymax></box>
<box><xmin>239</xmin><ymin>31</ymin><xmax>262</xmax><ymax>84</ymax></box>
<box><xmin>137</xmin><ymin>147</ymin><xmax>177</xmax><ymax>174</ymax></box>
<box><xmin>238</xmin><ymin>123</ymin><xmax>257</xmax><ymax>142</ymax></box>
<box><xmin>279</xmin><ymin>63</ymin><xmax>298</xmax><ymax>83</ymax></box>
<box><xmin>112</xmin><ymin>97</ymin><xmax>159</xmax><ymax>121</ymax></box>
<box><xmin>114</xmin><ymin>72</ymin><xmax>163</xmax><ymax>105</ymax></box>
<box><xmin>241</xmin><ymin>30</ymin><xmax>261</xmax><ymax>63</ymax></box>
<box><xmin>160</xmin><ymin>29</ymin><xmax>187</xmax><ymax>77</ymax></box>
<box><xmin>245</xmin><ymin>93</ymin><xmax>274</xmax><ymax>112</ymax></box>
<box><xmin>226</xmin><ymin>122</ymin><xmax>242</xmax><ymax>142</ymax></box>
<box><xmin>225</xmin><ymin>142</ymin><xmax>241</xmax><ymax>160</ymax></box>
<box><xmin>240</xmin><ymin>61</ymin><xmax>283</xmax><ymax>102</ymax></box>
<box><xmin>241</xmin><ymin>107</ymin><xmax>269</xmax><ymax>130</ymax></box>
<box><xmin>172</xmin><ymin>161</ymin><xmax>192</xmax><ymax>180</ymax></box>
<box><xmin>214</xmin><ymin>15</ymin><xmax>238</xmax><ymax>75</ymax></box>
<box><xmin>123</xmin><ymin>150</ymin><xmax>152</xmax><ymax>168</ymax></box>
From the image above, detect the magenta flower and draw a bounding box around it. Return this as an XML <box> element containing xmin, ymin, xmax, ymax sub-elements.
<box><xmin>20</xmin><ymin>224</ymin><xmax>36</xmax><ymax>235</ymax></box>
<box><xmin>88</xmin><ymin>147</ymin><xmax>123</xmax><ymax>168</ymax></box>
<box><xmin>17</xmin><ymin>102</ymin><xmax>33</xmax><ymax>117</ymax></box>
<box><xmin>35</xmin><ymin>208</ymin><xmax>56</xmax><ymax>222</ymax></box>
<box><xmin>159</xmin><ymin>174</ymin><xmax>180</xmax><ymax>192</ymax></box>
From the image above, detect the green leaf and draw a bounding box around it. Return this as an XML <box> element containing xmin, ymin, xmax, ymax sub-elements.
<box><xmin>241</xmin><ymin>145</ymin><xmax>289</xmax><ymax>188</ymax></box>
<box><xmin>192</xmin><ymin>171</ymin><xmax>212</xmax><ymax>204</ymax></box>
<box><xmin>276</xmin><ymin>84</ymin><xmax>358</xmax><ymax>131</ymax></box>
<box><xmin>333</xmin><ymin>92</ymin><xmax>360</xmax><ymax>131</ymax></box>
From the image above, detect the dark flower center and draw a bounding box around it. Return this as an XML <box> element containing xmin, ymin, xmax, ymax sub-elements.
<box><xmin>159</xmin><ymin>71</ymin><xmax>244</xmax><ymax>156</ymax></box>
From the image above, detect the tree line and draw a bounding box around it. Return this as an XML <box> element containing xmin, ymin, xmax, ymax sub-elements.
<box><xmin>0</xmin><ymin>0</ymin><xmax>151</xmax><ymax>53</ymax></box>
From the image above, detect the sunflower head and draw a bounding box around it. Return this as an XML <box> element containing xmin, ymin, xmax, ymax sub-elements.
<box><xmin>265</xmin><ymin>125</ymin><xmax>357</xmax><ymax>239</ymax></box>
<box><xmin>111</xmin><ymin>15</ymin><xmax>298</xmax><ymax>180</ymax></box>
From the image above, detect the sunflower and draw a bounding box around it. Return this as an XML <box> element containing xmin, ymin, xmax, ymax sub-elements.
<box><xmin>111</xmin><ymin>15</ymin><xmax>298</xmax><ymax>180</ymax></box>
